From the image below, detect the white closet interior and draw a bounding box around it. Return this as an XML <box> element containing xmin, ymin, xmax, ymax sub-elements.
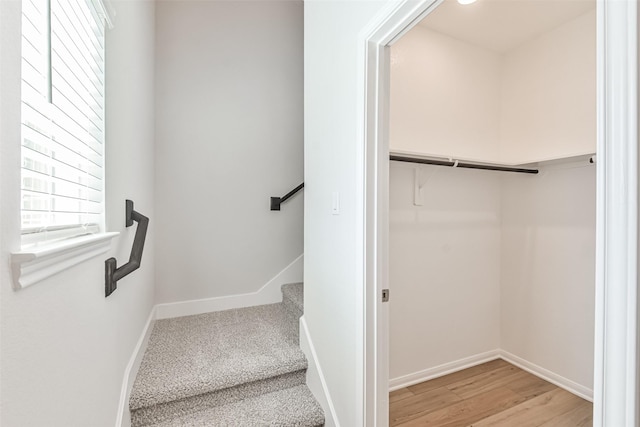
<box><xmin>388</xmin><ymin>0</ymin><xmax>597</xmax><ymax>400</ymax></box>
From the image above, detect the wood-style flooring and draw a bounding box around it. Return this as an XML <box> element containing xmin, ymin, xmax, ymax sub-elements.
<box><xmin>389</xmin><ymin>359</ymin><xmax>592</xmax><ymax>427</ymax></box>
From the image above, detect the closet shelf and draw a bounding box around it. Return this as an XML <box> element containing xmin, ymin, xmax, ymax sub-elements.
<box><xmin>518</xmin><ymin>152</ymin><xmax>596</xmax><ymax>168</ymax></box>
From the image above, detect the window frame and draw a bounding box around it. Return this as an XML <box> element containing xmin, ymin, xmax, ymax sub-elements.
<box><xmin>19</xmin><ymin>0</ymin><xmax>113</xmax><ymax>249</ymax></box>
<box><xmin>11</xmin><ymin>0</ymin><xmax>117</xmax><ymax>290</ymax></box>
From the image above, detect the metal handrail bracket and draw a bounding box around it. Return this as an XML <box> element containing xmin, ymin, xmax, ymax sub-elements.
<box><xmin>271</xmin><ymin>182</ymin><xmax>304</xmax><ymax>211</ymax></box>
<box><xmin>105</xmin><ymin>200</ymin><xmax>149</xmax><ymax>297</ymax></box>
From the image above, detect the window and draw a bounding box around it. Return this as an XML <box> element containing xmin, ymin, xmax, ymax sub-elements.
<box><xmin>21</xmin><ymin>0</ymin><xmax>111</xmax><ymax>246</ymax></box>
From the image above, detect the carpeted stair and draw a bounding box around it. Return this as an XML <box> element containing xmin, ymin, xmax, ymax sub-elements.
<box><xmin>281</xmin><ymin>282</ymin><xmax>304</xmax><ymax>340</ymax></box>
<box><xmin>129</xmin><ymin>283</ymin><xmax>324</xmax><ymax>427</ymax></box>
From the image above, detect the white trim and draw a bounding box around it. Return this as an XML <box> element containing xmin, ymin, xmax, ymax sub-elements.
<box><xmin>116</xmin><ymin>307</ymin><xmax>157</xmax><ymax>427</ymax></box>
<box><xmin>299</xmin><ymin>316</ymin><xmax>340</xmax><ymax>427</ymax></box>
<box><xmin>21</xmin><ymin>224</ymin><xmax>102</xmax><ymax>246</ymax></box>
<box><xmin>388</xmin><ymin>350</ymin><xmax>593</xmax><ymax>402</ymax></box>
<box><xmin>11</xmin><ymin>232</ymin><xmax>119</xmax><ymax>290</ymax></box>
<box><xmin>594</xmin><ymin>0</ymin><xmax>639</xmax><ymax>425</ymax></box>
<box><xmin>93</xmin><ymin>0</ymin><xmax>115</xmax><ymax>29</ymax></box>
<box><xmin>155</xmin><ymin>254</ymin><xmax>304</xmax><ymax>319</ymax></box>
<box><xmin>388</xmin><ymin>350</ymin><xmax>501</xmax><ymax>391</ymax></box>
<box><xmin>500</xmin><ymin>350</ymin><xmax>593</xmax><ymax>403</ymax></box>
<box><xmin>360</xmin><ymin>1</ymin><xmax>442</xmax><ymax>425</ymax></box>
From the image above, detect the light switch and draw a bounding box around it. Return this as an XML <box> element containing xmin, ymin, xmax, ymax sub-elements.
<box><xmin>332</xmin><ymin>192</ymin><xmax>340</xmax><ymax>215</ymax></box>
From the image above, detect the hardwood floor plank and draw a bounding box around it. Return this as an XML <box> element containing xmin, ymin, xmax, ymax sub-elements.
<box><xmin>390</xmin><ymin>387</ymin><xmax>415</xmax><ymax>403</ymax></box>
<box><xmin>398</xmin><ymin>386</ymin><xmax>525</xmax><ymax>427</ymax></box>
<box><xmin>446</xmin><ymin>364</ymin><xmax>529</xmax><ymax>400</ymax></box>
<box><xmin>390</xmin><ymin>361</ymin><xmax>593</xmax><ymax>427</ymax></box>
<box><xmin>538</xmin><ymin>400</ymin><xmax>593</xmax><ymax>427</ymax></box>
<box><xmin>468</xmin><ymin>388</ymin><xmax>585</xmax><ymax>427</ymax></box>
<box><xmin>502</xmin><ymin>371</ymin><xmax>557</xmax><ymax>400</ymax></box>
<box><xmin>390</xmin><ymin>386</ymin><xmax>462</xmax><ymax>426</ymax></box>
<box><xmin>408</xmin><ymin>359</ymin><xmax>509</xmax><ymax>396</ymax></box>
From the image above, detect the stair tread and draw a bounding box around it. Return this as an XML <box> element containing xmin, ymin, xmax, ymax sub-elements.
<box><xmin>281</xmin><ymin>282</ymin><xmax>303</xmax><ymax>312</ymax></box>
<box><xmin>130</xmin><ymin>303</ymin><xmax>307</xmax><ymax>410</ymax></box>
<box><xmin>148</xmin><ymin>385</ymin><xmax>324</xmax><ymax>427</ymax></box>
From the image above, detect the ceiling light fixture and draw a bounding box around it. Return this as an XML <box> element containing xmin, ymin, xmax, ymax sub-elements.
<box><xmin>457</xmin><ymin>0</ymin><xmax>477</xmax><ymax>4</ymax></box>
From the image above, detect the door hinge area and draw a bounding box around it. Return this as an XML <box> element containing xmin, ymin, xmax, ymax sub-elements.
<box><xmin>382</xmin><ymin>289</ymin><xmax>390</xmax><ymax>302</ymax></box>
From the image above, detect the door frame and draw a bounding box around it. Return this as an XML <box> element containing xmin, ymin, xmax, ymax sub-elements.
<box><xmin>360</xmin><ymin>0</ymin><xmax>638</xmax><ymax>425</ymax></box>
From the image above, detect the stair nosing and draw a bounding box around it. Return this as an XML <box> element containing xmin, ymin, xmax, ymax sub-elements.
<box><xmin>130</xmin><ymin>370</ymin><xmax>308</xmax><ymax>427</ymax></box>
<box><xmin>130</xmin><ymin>357</ymin><xmax>308</xmax><ymax>410</ymax></box>
<box><xmin>142</xmin><ymin>384</ymin><xmax>324</xmax><ymax>427</ymax></box>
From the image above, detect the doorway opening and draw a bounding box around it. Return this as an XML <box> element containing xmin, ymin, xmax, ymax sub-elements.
<box><xmin>362</xmin><ymin>0</ymin><xmax>638</xmax><ymax>426</ymax></box>
<box><xmin>388</xmin><ymin>1</ymin><xmax>596</xmax><ymax>425</ymax></box>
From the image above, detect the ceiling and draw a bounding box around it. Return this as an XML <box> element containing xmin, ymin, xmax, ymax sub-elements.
<box><xmin>418</xmin><ymin>0</ymin><xmax>595</xmax><ymax>53</ymax></box>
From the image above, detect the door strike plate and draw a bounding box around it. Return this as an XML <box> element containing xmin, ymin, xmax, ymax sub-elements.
<box><xmin>382</xmin><ymin>289</ymin><xmax>390</xmax><ymax>302</ymax></box>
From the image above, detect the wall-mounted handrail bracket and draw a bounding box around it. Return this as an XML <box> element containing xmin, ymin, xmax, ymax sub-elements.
<box><xmin>271</xmin><ymin>182</ymin><xmax>304</xmax><ymax>211</ymax></box>
<box><xmin>125</xmin><ymin>199</ymin><xmax>134</xmax><ymax>227</ymax></box>
<box><xmin>105</xmin><ymin>200</ymin><xmax>149</xmax><ymax>297</ymax></box>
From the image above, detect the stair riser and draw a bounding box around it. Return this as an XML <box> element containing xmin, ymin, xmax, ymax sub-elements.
<box><xmin>283</xmin><ymin>294</ymin><xmax>303</xmax><ymax>320</ymax></box>
<box><xmin>131</xmin><ymin>370</ymin><xmax>307</xmax><ymax>427</ymax></box>
<box><xmin>283</xmin><ymin>307</ymin><xmax>300</xmax><ymax>344</ymax></box>
<box><xmin>281</xmin><ymin>282</ymin><xmax>303</xmax><ymax>312</ymax></box>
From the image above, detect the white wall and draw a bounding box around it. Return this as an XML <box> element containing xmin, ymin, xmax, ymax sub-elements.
<box><xmin>390</xmin><ymin>8</ymin><xmax>596</xmax><ymax>165</ymax></box>
<box><xmin>499</xmin><ymin>9</ymin><xmax>596</xmax><ymax>163</ymax></box>
<box><xmin>389</xmin><ymin>163</ymin><xmax>501</xmax><ymax>381</ymax></box>
<box><xmin>154</xmin><ymin>0</ymin><xmax>304</xmax><ymax>304</ymax></box>
<box><xmin>390</xmin><ymin>26</ymin><xmax>503</xmax><ymax>163</ymax></box>
<box><xmin>0</xmin><ymin>1</ymin><xmax>156</xmax><ymax>425</ymax></box>
<box><xmin>501</xmin><ymin>165</ymin><xmax>596</xmax><ymax>390</ymax></box>
<box><xmin>304</xmin><ymin>0</ymin><xmax>391</xmax><ymax>425</ymax></box>
<box><xmin>388</xmin><ymin>164</ymin><xmax>596</xmax><ymax>392</ymax></box>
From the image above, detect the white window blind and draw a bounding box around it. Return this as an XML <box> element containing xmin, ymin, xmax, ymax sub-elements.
<box><xmin>21</xmin><ymin>0</ymin><xmax>108</xmax><ymax>245</ymax></box>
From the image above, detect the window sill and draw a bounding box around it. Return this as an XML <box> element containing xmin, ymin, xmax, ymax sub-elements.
<box><xmin>11</xmin><ymin>232</ymin><xmax>120</xmax><ymax>290</ymax></box>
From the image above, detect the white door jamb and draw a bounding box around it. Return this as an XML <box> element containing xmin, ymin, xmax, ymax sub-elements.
<box><xmin>593</xmin><ymin>1</ymin><xmax>638</xmax><ymax>425</ymax></box>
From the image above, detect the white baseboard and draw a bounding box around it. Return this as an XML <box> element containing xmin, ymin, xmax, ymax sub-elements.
<box><xmin>299</xmin><ymin>316</ymin><xmax>339</xmax><ymax>427</ymax></box>
<box><xmin>498</xmin><ymin>350</ymin><xmax>594</xmax><ymax>402</ymax></box>
<box><xmin>116</xmin><ymin>306</ymin><xmax>157</xmax><ymax>427</ymax></box>
<box><xmin>388</xmin><ymin>349</ymin><xmax>501</xmax><ymax>391</ymax></box>
<box><xmin>155</xmin><ymin>254</ymin><xmax>304</xmax><ymax>319</ymax></box>
<box><xmin>387</xmin><ymin>348</ymin><xmax>594</xmax><ymax>403</ymax></box>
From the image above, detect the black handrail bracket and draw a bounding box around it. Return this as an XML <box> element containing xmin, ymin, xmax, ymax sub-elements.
<box><xmin>270</xmin><ymin>197</ymin><xmax>282</xmax><ymax>211</ymax></box>
<box><xmin>271</xmin><ymin>182</ymin><xmax>304</xmax><ymax>211</ymax></box>
<box><xmin>105</xmin><ymin>200</ymin><xmax>149</xmax><ymax>297</ymax></box>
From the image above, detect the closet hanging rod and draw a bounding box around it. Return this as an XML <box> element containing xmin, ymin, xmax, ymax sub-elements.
<box><xmin>389</xmin><ymin>155</ymin><xmax>539</xmax><ymax>174</ymax></box>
